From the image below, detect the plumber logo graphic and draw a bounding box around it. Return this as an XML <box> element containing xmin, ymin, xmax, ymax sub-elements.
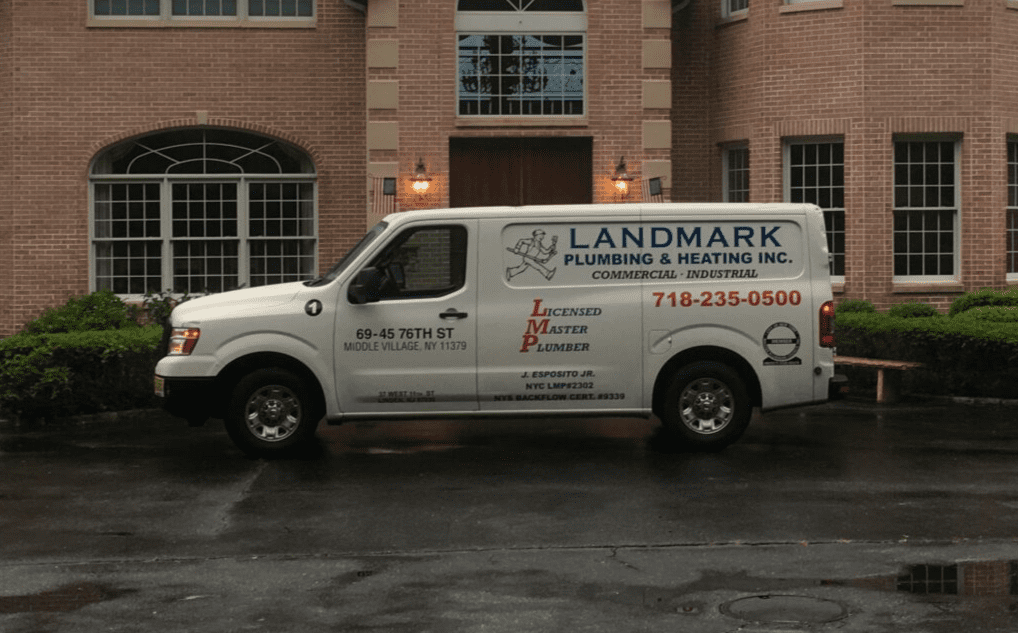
<box><xmin>506</xmin><ymin>229</ymin><xmax>558</xmax><ymax>281</ymax></box>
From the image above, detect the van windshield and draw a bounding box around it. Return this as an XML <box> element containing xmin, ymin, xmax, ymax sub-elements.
<box><xmin>305</xmin><ymin>222</ymin><xmax>388</xmax><ymax>287</ymax></box>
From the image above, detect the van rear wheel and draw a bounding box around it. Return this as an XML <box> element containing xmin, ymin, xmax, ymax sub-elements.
<box><xmin>224</xmin><ymin>368</ymin><xmax>321</xmax><ymax>458</ymax></box>
<box><xmin>661</xmin><ymin>362</ymin><xmax>751</xmax><ymax>450</ymax></box>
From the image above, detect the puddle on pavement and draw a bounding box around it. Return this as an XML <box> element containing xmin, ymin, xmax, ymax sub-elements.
<box><xmin>0</xmin><ymin>582</ymin><xmax>131</xmax><ymax>613</ymax></box>
<box><xmin>720</xmin><ymin>594</ymin><xmax>847</xmax><ymax>624</ymax></box>
<box><xmin>598</xmin><ymin>558</ymin><xmax>1017</xmax><ymax>629</ymax></box>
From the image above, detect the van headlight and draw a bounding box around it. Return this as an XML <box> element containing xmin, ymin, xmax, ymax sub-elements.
<box><xmin>168</xmin><ymin>328</ymin><xmax>201</xmax><ymax>355</ymax></box>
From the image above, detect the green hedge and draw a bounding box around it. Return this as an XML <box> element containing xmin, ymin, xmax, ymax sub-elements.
<box><xmin>948</xmin><ymin>287</ymin><xmax>1018</xmax><ymax>317</ymax></box>
<box><xmin>836</xmin><ymin>311</ymin><xmax>1018</xmax><ymax>399</ymax></box>
<box><xmin>0</xmin><ymin>326</ymin><xmax>163</xmax><ymax>421</ymax></box>
<box><xmin>22</xmin><ymin>289</ymin><xmax>140</xmax><ymax>334</ymax></box>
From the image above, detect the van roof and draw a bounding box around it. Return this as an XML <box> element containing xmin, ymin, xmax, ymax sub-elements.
<box><xmin>381</xmin><ymin>203</ymin><xmax>820</xmax><ymax>225</ymax></box>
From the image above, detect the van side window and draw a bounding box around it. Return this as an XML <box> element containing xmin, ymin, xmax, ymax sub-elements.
<box><xmin>368</xmin><ymin>225</ymin><xmax>468</xmax><ymax>300</ymax></box>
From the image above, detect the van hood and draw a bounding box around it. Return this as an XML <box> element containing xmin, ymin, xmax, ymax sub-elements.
<box><xmin>171</xmin><ymin>282</ymin><xmax>306</xmax><ymax>325</ymax></box>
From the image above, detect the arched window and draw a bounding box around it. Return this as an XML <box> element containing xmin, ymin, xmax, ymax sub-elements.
<box><xmin>456</xmin><ymin>0</ymin><xmax>586</xmax><ymax>117</ymax></box>
<box><xmin>91</xmin><ymin>128</ymin><xmax>316</xmax><ymax>295</ymax></box>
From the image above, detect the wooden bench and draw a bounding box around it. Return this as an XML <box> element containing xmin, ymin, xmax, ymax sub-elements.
<box><xmin>833</xmin><ymin>355</ymin><xmax>924</xmax><ymax>404</ymax></box>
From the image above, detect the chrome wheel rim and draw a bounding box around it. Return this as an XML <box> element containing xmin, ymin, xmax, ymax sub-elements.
<box><xmin>244</xmin><ymin>385</ymin><xmax>302</xmax><ymax>442</ymax></box>
<box><xmin>678</xmin><ymin>377</ymin><xmax>734</xmax><ymax>434</ymax></box>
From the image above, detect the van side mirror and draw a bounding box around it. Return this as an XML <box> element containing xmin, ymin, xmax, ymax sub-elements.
<box><xmin>348</xmin><ymin>268</ymin><xmax>386</xmax><ymax>304</ymax></box>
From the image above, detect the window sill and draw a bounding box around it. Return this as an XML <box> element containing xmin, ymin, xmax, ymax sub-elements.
<box><xmin>87</xmin><ymin>17</ymin><xmax>316</xmax><ymax>28</ymax></box>
<box><xmin>891</xmin><ymin>281</ymin><xmax>964</xmax><ymax>294</ymax></box>
<box><xmin>455</xmin><ymin>117</ymin><xmax>588</xmax><ymax>128</ymax></box>
<box><xmin>831</xmin><ymin>281</ymin><xmax>846</xmax><ymax>294</ymax></box>
<box><xmin>779</xmin><ymin>0</ymin><xmax>844</xmax><ymax>13</ymax></box>
<box><xmin>1007</xmin><ymin>0</ymin><xmax>1018</xmax><ymax>10</ymax></box>
<box><xmin>717</xmin><ymin>12</ymin><xmax>748</xmax><ymax>26</ymax></box>
<box><xmin>891</xmin><ymin>0</ymin><xmax>963</xmax><ymax>6</ymax></box>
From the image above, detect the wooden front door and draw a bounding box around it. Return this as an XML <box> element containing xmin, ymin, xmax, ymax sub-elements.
<box><xmin>449</xmin><ymin>137</ymin><xmax>593</xmax><ymax>207</ymax></box>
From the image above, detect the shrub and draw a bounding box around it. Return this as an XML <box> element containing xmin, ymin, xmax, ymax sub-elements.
<box><xmin>836</xmin><ymin>299</ymin><xmax>876</xmax><ymax>314</ymax></box>
<box><xmin>948</xmin><ymin>287</ymin><xmax>1018</xmax><ymax>317</ymax></box>
<box><xmin>23</xmin><ymin>289</ymin><xmax>138</xmax><ymax>334</ymax></box>
<box><xmin>886</xmin><ymin>301</ymin><xmax>940</xmax><ymax>319</ymax></box>
<box><xmin>951</xmin><ymin>305</ymin><xmax>1018</xmax><ymax>324</ymax></box>
<box><xmin>139</xmin><ymin>290</ymin><xmax>192</xmax><ymax>329</ymax></box>
<box><xmin>836</xmin><ymin>311</ymin><xmax>1018</xmax><ymax>399</ymax></box>
<box><xmin>0</xmin><ymin>326</ymin><xmax>162</xmax><ymax>421</ymax></box>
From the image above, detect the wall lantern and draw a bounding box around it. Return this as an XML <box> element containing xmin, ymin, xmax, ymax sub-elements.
<box><xmin>410</xmin><ymin>158</ymin><xmax>432</xmax><ymax>194</ymax></box>
<box><xmin>611</xmin><ymin>156</ymin><xmax>634</xmax><ymax>196</ymax></box>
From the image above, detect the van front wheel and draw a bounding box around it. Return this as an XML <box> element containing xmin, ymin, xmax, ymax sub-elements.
<box><xmin>661</xmin><ymin>362</ymin><xmax>751</xmax><ymax>450</ymax></box>
<box><xmin>225</xmin><ymin>368</ymin><xmax>321</xmax><ymax>458</ymax></box>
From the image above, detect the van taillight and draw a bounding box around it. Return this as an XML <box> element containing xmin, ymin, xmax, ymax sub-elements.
<box><xmin>819</xmin><ymin>301</ymin><xmax>835</xmax><ymax>348</ymax></box>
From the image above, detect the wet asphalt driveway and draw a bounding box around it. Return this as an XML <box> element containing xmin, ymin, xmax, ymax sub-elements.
<box><xmin>1</xmin><ymin>397</ymin><xmax>1017</xmax><ymax>632</ymax></box>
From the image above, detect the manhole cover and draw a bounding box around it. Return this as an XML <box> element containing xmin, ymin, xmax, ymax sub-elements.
<box><xmin>720</xmin><ymin>594</ymin><xmax>847</xmax><ymax>624</ymax></box>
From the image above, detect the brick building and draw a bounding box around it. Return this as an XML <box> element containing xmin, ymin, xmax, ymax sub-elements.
<box><xmin>1</xmin><ymin>0</ymin><xmax>1016</xmax><ymax>336</ymax></box>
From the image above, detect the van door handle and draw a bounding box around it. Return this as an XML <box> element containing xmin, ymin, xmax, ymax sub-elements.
<box><xmin>440</xmin><ymin>308</ymin><xmax>469</xmax><ymax>320</ymax></box>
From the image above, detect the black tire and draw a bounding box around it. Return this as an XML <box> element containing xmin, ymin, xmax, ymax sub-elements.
<box><xmin>224</xmin><ymin>368</ymin><xmax>322</xmax><ymax>458</ymax></box>
<box><xmin>660</xmin><ymin>361</ymin><xmax>752</xmax><ymax>450</ymax></box>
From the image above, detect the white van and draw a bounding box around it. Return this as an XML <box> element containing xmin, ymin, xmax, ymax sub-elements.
<box><xmin>155</xmin><ymin>203</ymin><xmax>842</xmax><ymax>457</ymax></box>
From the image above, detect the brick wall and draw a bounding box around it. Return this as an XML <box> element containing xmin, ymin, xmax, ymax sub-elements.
<box><xmin>0</xmin><ymin>2</ymin><xmax>12</xmax><ymax>336</ymax></box>
<box><xmin>7</xmin><ymin>0</ymin><xmax>1018</xmax><ymax>334</ymax></box>
<box><xmin>0</xmin><ymin>0</ymin><xmax>366</xmax><ymax>335</ymax></box>
<box><xmin>389</xmin><ymin>0</ymin><xmax>655</xmax><ymax>212</ymax></box>
<box><xmin>699</xmin><ymin>0</ymin><xmax>1018</xmax><ymax>311</ymax></box>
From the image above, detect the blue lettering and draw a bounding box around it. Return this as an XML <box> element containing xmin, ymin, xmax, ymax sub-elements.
<box><xmin>675</xmin><ymin>227</ymin><xmax>700</xmax><ymax>247</ymax></box>
<box><xmin>593</xmin><ymin>228</ymin><xmax>617</xmax><ymax>249</ymax></box>
<box><xmin>651</xmin><ymin>227</ymin><xmax>672</xmax><ymax>248</ymax></box>
<box><xmin>706</xmin><ymin>227</ymin><xmax>730</xmax><ymax>248</ymax></box>
<box><xmin>734</xmin><ymin>226</ymin><xmax>754</xmax><ymax>247</ymax></box>
<box><xmin>570</xmin><ymin>228</ymin><xmax>590</xmax><ymax>249</ymax></box>
<box><xmin>761</xmin><ymin>225</ymin><xmax>781</xmax><ymax>247</ymax></box>
<box><xmin>621</xmin><ymin>227</ymin><xmax>644</xmax><ymax>248</ymax></box>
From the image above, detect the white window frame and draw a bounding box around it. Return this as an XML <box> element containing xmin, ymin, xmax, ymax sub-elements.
<box><xmin>1007</xmin><ymin>138</ymin><xmax>1018</xmax><ymax>281</ymax></box>
<box><xmin>722</xmin><ymin>0</ymin><xmax>748</xmax><ymax>19</ymax></box>
<box><xmin>89</xmin><ymin>130</ymin><xmax>318</xmax><ymax>299</ymax></box>
<box><xmin>783</xmin><ymin>136</ymin><xmax>845</xmax><ymax>282</ymax></box>
<box><xmin>891</xmin><ymin>135</ymin><xmax>961</xmax><ymax>283</ymax></box>
<box><xmin>722</xmin><ymin>143</ymin><xmax>749</xmax><ymax>203</ymax></box>
<box><xmin>455</xmin><ymin>1</ymin><xmax>587</xmax><ymax>119</ymax></box>
<box><xmin>88</xmin><ymin>0</ymin><xmax>315</xmax><ymax>27</ymax></box>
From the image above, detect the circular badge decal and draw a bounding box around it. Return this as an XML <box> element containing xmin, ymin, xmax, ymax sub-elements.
<box><xmin>762</xmin><ymin>322</ymin><xmax>801</xmax><ymax>362</ymax></box>
<box><xmin>304</xmin><ymin>299</ymin><xmax>323</xmax><ymax>317</ymax></box>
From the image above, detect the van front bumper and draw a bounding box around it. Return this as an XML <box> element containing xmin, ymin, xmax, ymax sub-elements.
<box><xmin>155</xmin><ymin>374</ymin><xmax>217</xmax><ymax>426</ymax></box>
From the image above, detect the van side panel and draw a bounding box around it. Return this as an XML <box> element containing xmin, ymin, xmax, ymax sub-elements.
<box><xmin>639</xmin><ymin>213</ymin><xmax>816</xmax><ymax>410</ymax></box>
<box><xmin>475</xmin><ymin>216</ymin><xmax>645</xmax><ymax>413</ymax></box>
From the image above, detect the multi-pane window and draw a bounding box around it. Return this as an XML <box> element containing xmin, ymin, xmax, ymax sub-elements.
<box><xmin>1008</xmin><ymin>140</ymin><xmax>1018</xmax><ymax>277</ymax></box>
<box><xmin>724</xmin><ymin>146</ymin><xmax>749</xmax><ymax>202</ymax></box>
<box><xmin>91</xmin><ymin>129</ymin><xmax>316</xmax><ymax>296</ymax></box>
<box><xmin>458</xmin><ymin>35</ymin><xmax>584</xmax><ymax>116</ymax></box>
<box><xmin>787</xmin><ymin>140</ymin><xmax>845</xmax><ymax>277</ymax></box>
<box><xmin>172</xmin><ymin>0</ymin><xmax>237</xmax><ymax>15</ymax></box>
<box><xmin>94</xmin><ymin>183</ymin><xmax>163</xmax><ymax>294</ymax></box>
<box><xmin>94</xmin><ymin>0</ymin><xmax>160</xmax><ymax>14</ymax></box>
<box><xmin>249</xmin><ymin>183</ymin><xmax>316</xmax><ymax>287</ymax></box>
<box><xmin>897</xmin><ymin>564</ymin><xmax>959</xmax><ymax>595</ymax></box>
<box><xmin>893</xmin><ymin>140</ymin><xmax>958</xmax><ymax>278</ymax></box>
<box><xmin>92</xmin><ymin>0</ymin><xmax>312</xmax><ymax>20</ymax></box>
<box><xmin>723</xmin><ymin>0</ymin><xmax>748</xmax><ymax>17</ymax></box>
<box><xmin>457</xmin><ymin>0</ymin><xmax>583</xmax><ymax>8</ymax></box>
<box><xmin>249</xmin><ymin>0</ymin><xmax>312</xmax><ymax>16</ymax></box>
<box><xmin>456</xmin><ymin>0</ymin><xmax>585</xmax><ymax>117</ymax></box>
